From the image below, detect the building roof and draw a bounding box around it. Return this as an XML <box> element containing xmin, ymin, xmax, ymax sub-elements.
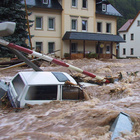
<box><xmin>119</xmin><ymin>11</ymin><xmax>140</xmax><ymax>32</ymax></box>
<box><xmin>96</xmin><ymin>4</ymin><xmax>122</xmax><ymax>17</ymax></box>
<box><xmin>21</xmin><ymin>0</ymin><xmax>62</xmax><ymax>10</ymax></box>
<box><xmin>118</xmin><ymin>19</ymin><xmax>133</xmax><ymax>32</ymax></box>
<box><xmin>62</xmin><ymin>32</ymin><xmax>125</xmax><ymax>43</ymax></box>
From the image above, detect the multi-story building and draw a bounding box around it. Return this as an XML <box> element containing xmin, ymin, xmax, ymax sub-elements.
<box><xmin>118</xmin><ymin>11</ymin><xmax>140</xmax><ymax>58</ymax></box>
<box><xmin>24</xmin><ymin>0</ymin><xmax>124</xmax><ymax>59</ymax></box>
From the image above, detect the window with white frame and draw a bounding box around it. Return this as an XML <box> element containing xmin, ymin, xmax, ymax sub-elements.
<box><xmin>48</xmin><ymin>42</ymin><xmax>55</xmax><ymax>53</ymax></box>
<box><xmin>130</xmin><ymin>48</ymin><xmax>134</xmax><ymax>55</ymax></box>
<box><xmin>72</xmin><ymin>0</ymin><xmax>77</xmax><ymax>7</ymax></box>
<box><xmin>97</xmin><ymin>22</ymin><xmax>102</xmax><ymax>32</ymax></box>
<box><xmin>71</xmin><ymin>19</ymin><xmax>77</xmax><ymax>31</ymax></box>
<box><xmin>82</xmin><ymin>20</ymin><xmax>87</xmax><ymax>31</ymax></box>
<box><xmin>36</xmin><ymin>42</ymin><xmax>42</xmax><ymax>53</ymax></box>
<box><xmin>35</xmin><ymin>17</ymin><xmax>42</xmax><ymax>29</ymax></box>
<box><xmin>123</xmin><ymin>48</ymin><xmax>126</xmax><ymax>55</ymax></box>
<box><xmin>102</xmin><ymin>4</ymin><xmax>106</xmax><ymax>12</ymax></box>
<box><xmin>106</xmin><ymin>45</ymin><xmax>110</xmax><ymax>54</ymax></box>
<box><xmin>123</xmin><ymin>34</ymin><xmax>126</xmax><ymax>40</ymax></box>
<box><xmin>71</xmin><ymin>43</ymin><xmax>77</xmax><ymax>53</ymax></box>
<box><xmin>48</xmin><ymin>18</ymin><xmax>55</xmax><ymax>30</ymax></box>
<box><xmin>82</xmin><ymin>0</ymin><xmax>87</xmax><ymax>8</ymax></box>
<box><xmin>43</xmin><ymin>0</ymin><xmax>48</xmax><ymax>4</ymax></box>
<box><xmin>137</xmin><ymin>20</ymin><xmax>140</xmax><ymax>26</ymax></box>
<box><xmin>106</xmin><ymin>23</ymin><xmax>111</xmax><ymax>33</ymax></box>
<box><xmin>131</xmin><ymin>33</ymin><xmax>134</xmax><ymax>40</ymax></box>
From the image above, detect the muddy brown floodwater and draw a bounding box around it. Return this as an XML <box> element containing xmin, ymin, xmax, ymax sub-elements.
<box><xmin>0</xmin><ymin>58</ymin><xmax>140</xmax><ymax>140</ymax></box>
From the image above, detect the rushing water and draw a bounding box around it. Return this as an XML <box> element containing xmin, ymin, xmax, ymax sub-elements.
<box><xmin>0</xmin><ymin>59</ymin><xmax>140</xmax><ymax>140</ymax></box>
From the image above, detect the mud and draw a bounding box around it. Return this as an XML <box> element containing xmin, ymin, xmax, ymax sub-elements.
<box><xmin>0</xmin><ymin>58</ymin><xmax>140</xmax><ymax>140</ymax></box>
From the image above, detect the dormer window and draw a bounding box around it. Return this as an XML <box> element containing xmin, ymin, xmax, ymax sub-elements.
<box><xmin>102</xmin><ymin>4</ymin><xmax>106</xmax><ymax>12</ymax></box>
<box><xmin>43</xmin><ymin>0</ymin><xmax>48</xmax><ymax>4</ymax></box>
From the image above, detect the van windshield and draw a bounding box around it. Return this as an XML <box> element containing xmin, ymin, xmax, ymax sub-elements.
<box><xmin>62</xmin><ymin>85</ymin><xmax>84</xmax><ymax>100</ymax></box>
<box><xmin>25</xmin><ymin>85</ymin><xmax>57</xmax><ymax>100</ymax></box>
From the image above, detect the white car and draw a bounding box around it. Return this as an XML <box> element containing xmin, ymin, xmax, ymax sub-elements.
<box><xmin>8</xmin><ymin>72</ymin><xmax>84</xmax><ymax>108</ymax></box>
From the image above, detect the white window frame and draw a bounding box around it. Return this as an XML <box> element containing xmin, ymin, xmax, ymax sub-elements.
<box><xmin>35</xmin><ymin>42</ymin><xmax>43</xmax><ymax>52</ymax></box>
<box><xmin>137</xmin><ymin>20</ymin><xmax>140</xmax><ymax>26</ymax></box>
<box><xmin>123</xmin><ymin>48</ymin><xmax>126</xmax><ymax>55</ymax></box>
<box><xmin>130</xmin><ymin>48</ymin><xmax>134</xmax><ymax>55</ymax></box>
<box><xmin>35</xmin><ymin>17</ymin><xmax>43</xmax><ymax>30</ymax></box>
<box><xmin>48</xmin><ymin>42</ymin><xmax>55</xmax><ymax>54</ymax></box>
<box><xmin>106</xmin><ymin>45</ymin><xmax>110</xmax><ymax>54</ymax></box>
<box><xmin>43</xmin><ymin>0</ymin><xmax>48</xmax><ymax>4</ymax></box>
<box><xmin>82</xmin><ymin>0</ymin><xmax>87</xmax><ymax>9</ymax></box>
<box><xmin>106</xmin><ymin>23</ymin><xmax>111</xmax><ymax>33</ymax></box>
<box><xmin>123</xmin><ymin>34</ymin><xmax>126</xmax><ymax>40</ymax></box>
<box><xmin>72</xmin><ymin>0</ymin><xmax>77</xmax><ymax>8</ymax></box>
<box><xmin>131</xmin><ymin>33</ymin><xmax>134</xmax><ymax>40</ymax></box>
<box><xmin>102</xmin><ymin>4</ymin><xmax>106</xmax><ymax>12</ymax></box>
<box><xmin>71</xmin><ymin>19</ymin><xmax>77</xmax><ymax>31</ymax></box>
<box><xmin>48</xmin><ymin>17</ymin><xmax>55</xmax><ymax>30</ymax></box>
<box><xmin>82</xmin><ymin>20</ymin><xmax>87</xmax><ymax>32</ymax></box>
<box><xmin>97</xmin><ymin>22</ymin><xmax>102</xmax><ymax>32</ymax></box>
<box><xmin>71</xmin><ymin>43</ymin><xmax>78</xmax><ymax>53</ymax></box>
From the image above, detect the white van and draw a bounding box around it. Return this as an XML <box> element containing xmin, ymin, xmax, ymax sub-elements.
<box><xmin>8</xmin><ymin>72</ymin><xmax>84</xmax><ymax>108</ymax></box>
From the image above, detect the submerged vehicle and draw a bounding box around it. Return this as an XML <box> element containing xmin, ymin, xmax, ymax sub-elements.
<box><xmin>7</xmin><ymin>72</ymin><xmax>84</xmax><ymax>108</ymax></box>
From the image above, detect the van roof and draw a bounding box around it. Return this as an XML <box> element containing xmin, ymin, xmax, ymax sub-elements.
<box><xmin>18</xmin><ymin>72</ymin><xmax>77</xmax><ymax>85</ymax></box>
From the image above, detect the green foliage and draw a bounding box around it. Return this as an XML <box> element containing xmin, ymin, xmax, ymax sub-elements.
<box><xmin>109</xmin><ymin>0</ymin><xmax>140</xmax><ymax>30</ymax></box>
<box><xmin>86</xmin><ymin>52</ymin><xmax>98</xmax><ymax>59</ymax></box>
<box><xmin>0</xmin><ymin>0</ymin><xmax>33</xmax><ymax>58</ymax></box>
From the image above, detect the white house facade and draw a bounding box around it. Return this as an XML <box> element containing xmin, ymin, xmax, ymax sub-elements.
<box><xmin>118</xmin><ymin>11</ymin><xmax>140</xmax><ymax>58</ymax></box>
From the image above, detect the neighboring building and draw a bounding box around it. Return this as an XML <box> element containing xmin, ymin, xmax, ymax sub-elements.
<box><xmin>23</xmin><ymin>0</ymin><xmax>124</xmax><ymax>59</ymax></box>
<box><xmin>118</xmin><ymin>11</ymin><xmax>140</xmax><ymax>58</ymax></box>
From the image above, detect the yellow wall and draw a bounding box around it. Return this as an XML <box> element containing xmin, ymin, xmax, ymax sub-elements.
<box><xmin>28</xmin><ymin>8</ymin><xmax>62</xmax><ymax>57</ymax></box>
<box><xmin>96</xmin><ymin>14</ymin><xmax>117</xmax><ymax>35</ymax></box>
<box><xmin>62</xmin><ymin>0</ymin><xmax>95</xmax><ymax>33</ymax></box>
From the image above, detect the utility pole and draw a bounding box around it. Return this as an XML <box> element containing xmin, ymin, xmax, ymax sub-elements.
<box><xmin>24</xmin><ymin>0</ymin><xmax>33</xmax><ymax>51</ymax></box>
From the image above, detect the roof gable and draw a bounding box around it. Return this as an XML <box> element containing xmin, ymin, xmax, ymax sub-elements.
<box><xmin>118</xmin><ymin>19</ymin><xmax>133</xmax><ymax>32</ymax></box>
<box><xmin>119</xmin><ymin>11</ymin><xmax>140</xmax><ymax>32</ymax></box>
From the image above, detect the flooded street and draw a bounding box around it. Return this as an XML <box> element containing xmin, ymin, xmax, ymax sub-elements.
<box><xmin>0</xmin><ymin>58</ymin><xmax>140</xmax><ymax>140</ymax></box>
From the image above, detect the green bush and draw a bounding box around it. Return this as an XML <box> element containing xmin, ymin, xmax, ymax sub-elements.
<box><xmin>86</xmin><ymin>52</ymin><xmax>98</xmax><ymax>58</ymax></box>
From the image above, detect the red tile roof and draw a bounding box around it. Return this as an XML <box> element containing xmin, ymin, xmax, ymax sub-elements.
<box><xmin>118</xmin><ymin>19</ymin><xmax>133</xmax><ymax>32</ymax></box>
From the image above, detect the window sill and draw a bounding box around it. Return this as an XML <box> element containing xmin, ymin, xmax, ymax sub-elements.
<box><xmin>97</xmin><ymin>31</ymin><xmax>102</xmax><ymax>33</ymax></box>
<box><xmin>71</xmin><ymin>6</ymin><xmax>78</xmax><ymax>9</ymax></box>
<box><xmin>35</xmin><ymin>28</ymin><xmax>43</xmax><ymax>31</ymax></box>
<box><xmin>82</xmin><ymin>30</ymin><xmax>87</xmax><ymax>32</ymax></box>
<box><xmin>71</xmin><ymin>29</ymin><xmax>77</xmax><ymax>31</ymax></box>
<box><xmin>48</xmin><ymin>29</ymin><xmax>55</xmax><ymax>31</ymax></box>
<box><xmin>81</xmin><ymin>8</ymin><xmax>88</xmax><ymax>10</ymax></box>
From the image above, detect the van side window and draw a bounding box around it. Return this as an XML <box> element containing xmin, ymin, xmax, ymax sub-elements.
<box><xmin>25</xmin><ymin>85</ymin><xmax>57</xmax><ymax>100</ymax></box>
<box><xmin>62</xmin><ymin>85</ymin><xmax>84</xmax><ymax>100</ymax></box>
<box><xmin>12</xmin><ymin>74</ymin><xmax>25</xmax><ymax>96</ymax></box>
